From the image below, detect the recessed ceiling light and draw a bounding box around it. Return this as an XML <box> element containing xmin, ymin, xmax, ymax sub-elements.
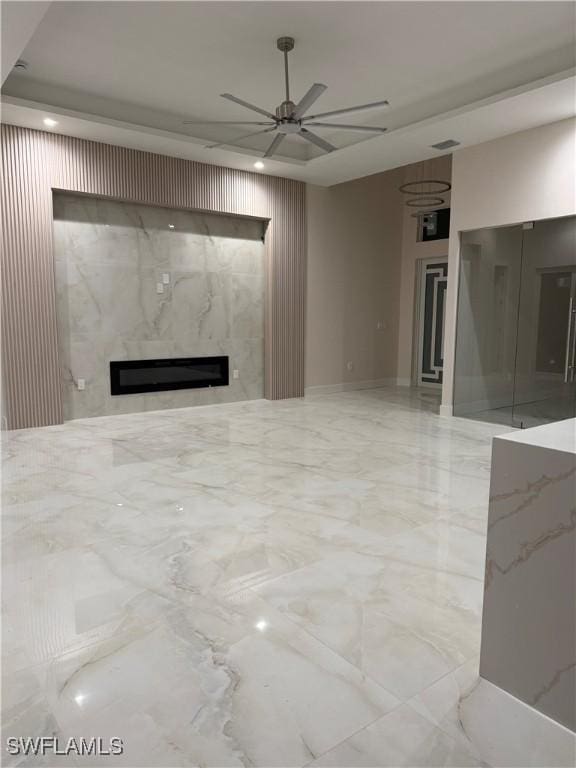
<box><xmin>14</xmin><ymin>59</ymin><xmax>28</xmax><ymax>72</ymax></box>
<box><xmin>43</xmin><ymin>118</ymin><xmax>58</xmax><ymax>128</ymax></box>
<box><xmin>168</xmin><ymin>224</ymin><xmax>175</xmax><ymax>230</ymax></box>
<box><xmin>254</xmin><ymin>161</ymin><xmax>265</xmax><ymax>170</ymax></box>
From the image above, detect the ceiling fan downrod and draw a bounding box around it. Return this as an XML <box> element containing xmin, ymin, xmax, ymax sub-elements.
<box><xmin>276</xmin><ymin>37</ymin><xmax>296</xmax><ymax>120</ymax></box>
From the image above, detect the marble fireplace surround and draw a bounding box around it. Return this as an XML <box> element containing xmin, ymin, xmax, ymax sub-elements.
<box><xmin>0</xmin><ymin>125</ymin><xmax>306</xmax><ymax>429</ymax></box>
<box><xmin>54</xmin><ymin>194</ymin><xmax>266</xmax><ymax>420</ymax></box>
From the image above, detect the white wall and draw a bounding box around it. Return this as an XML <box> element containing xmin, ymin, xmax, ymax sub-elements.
<box><xmin>442</xmin><ymin>118</ymin><xmax>576</xmax><ymax>413</ymax></box>
<box><xmin>306</xmin><ymin>169</ymin><xmax>404</xmax><ymax>392</ymax></box>
<box><xmin>306</xmin><ymin>156</ymin><xmax>454</xmax><ymax>393</ymax></box>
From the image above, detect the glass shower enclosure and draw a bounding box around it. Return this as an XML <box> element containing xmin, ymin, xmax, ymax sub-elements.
<box><xmin>453</xmin><ymin>215</ymin><xmax>576</xmax><ymax>428</ymax></box>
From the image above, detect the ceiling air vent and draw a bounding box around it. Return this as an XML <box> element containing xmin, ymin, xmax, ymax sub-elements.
<box><xmin>430</xmin><ymin>139</ymin><xmax>460</xmax><ymax>150</ymax></box>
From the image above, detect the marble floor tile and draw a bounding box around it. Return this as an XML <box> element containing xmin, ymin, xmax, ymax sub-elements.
<box><xmin>255</xmin><ymin>546</ymin><xmax>483</xmax><ymax>701</ymax></box>
<box><xmin>2</xmin><ymin>545</ymin><xmax>176</xmax><ymax>665</ymax></box>
<box><xmin>1</xmin><ymin>664</ymin><xmax>67</xmax><ymax>768</ymax></box>
<box><xmin>410</xmin><ymin>657</ymin><xmax>576</xmax><ymax>767</ymax></box>
<box><xmin>308</xmin><ymin>704</ymin><xmax>485</xmax><ymax>767</ymax></box>
<box><xmin>20</xmin><ymin>593</ymin><xmax>399</xmax><ymax>767</ymax></box>
<box><xmin>2</xmin><ymin>387</ymin><xmax>569</xmax><ymax>766</ymax></box>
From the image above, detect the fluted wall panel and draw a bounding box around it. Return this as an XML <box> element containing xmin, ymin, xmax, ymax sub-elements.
<box><xmin>1</xmin><ymin>125</ymin><xmax>306</xmax><ymax>429</ymax></box>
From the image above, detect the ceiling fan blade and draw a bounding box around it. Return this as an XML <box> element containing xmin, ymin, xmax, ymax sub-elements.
<box><xmin>299</xmin><ymin>128</ymin><xmax>337</xmax><ymax>154</ymax></box>
<box><xmin>206</xmin><ymin>126</ymin><xmax>277</xmax><ymax>150</ymax></box>
<box><xmin>263</xmin><ymin>133</ymin><xmax>286</xmax><ymax>158</ymax></box>
<box><xmin>184</xmin><ymin>120</ymin><xmax>275</xmax><ymax>126</ymax></box>
<box><xmin>302</xmin><ymin>99</ymin><xmax>389</xmax><ymax>122</ymax></box>
<box><xmin>305</xmin><ymin>122</ymin><xmax>387</xmax><ymax>133</ymax></box>
<box><xmin>292</xmin><ymin>83</ymin><xmax>328</xmax><ymax>120</ymax></box>
<box><xmin>221</xmin><ymin>93</ymin><xmax>276</xmax><ymax>119</ymax></box>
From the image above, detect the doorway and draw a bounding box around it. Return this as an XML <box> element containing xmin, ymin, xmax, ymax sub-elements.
<box><xmin>416</xmin><ymin>258</ymin><xmax>448</xmax><ymax>388</ymax></box>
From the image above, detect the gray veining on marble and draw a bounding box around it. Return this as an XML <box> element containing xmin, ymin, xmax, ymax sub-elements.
<box><xmin>2</xmin><ymin>388</ymin><xmax>573</xmax><ymax>766</ymax></box>
<box><xmin>53</xmin><ymin>193</ymin><xmax>265</xmax><ymax>420</ymax></box>
<box><xmin>480</xmin><ymin>419</ymin><xmax>576</xmax><ymax>732</ymax></box>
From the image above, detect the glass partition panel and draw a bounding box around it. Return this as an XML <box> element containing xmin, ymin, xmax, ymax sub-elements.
<box><xmin>453</xmin><ymin>216</ymin><xmax>576</xmax><ymax>427</ymax></box>
<box><xmin>512</xmin><ymin>217</ymin><xmax>576</xmax><ymax>428</ymax></box>
<box><xmin>453</xmin><ymin>225</ymin><xmax>523</xmax><ymax>424</ymax></box>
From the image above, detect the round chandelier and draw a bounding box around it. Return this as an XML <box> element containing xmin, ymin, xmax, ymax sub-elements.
<box><xmin>398</xmin><ymin>180</ymin><xmax>451</xmax><ymax>196</ymax></box>
<box><xmin>405</xmin><ymin>196</ymin><xmax>445</xmax><ymax>207</ymax></box>
<box><xmin>398</xmin><ymin>177</ymin><xmax>451</xmax><ymax>217</ymax></box>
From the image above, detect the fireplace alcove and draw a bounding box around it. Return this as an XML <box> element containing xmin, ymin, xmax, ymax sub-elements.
<box><xmin>54</xmin><ymin>193</ymin><xmax>265</xmax><ymax>420</ymax></box>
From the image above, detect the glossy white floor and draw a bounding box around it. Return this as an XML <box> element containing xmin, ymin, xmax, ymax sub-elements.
<box><xmin>2</xmin><ymin>388</ymin><xmax>574</xmax><ymax>767</ymax></box>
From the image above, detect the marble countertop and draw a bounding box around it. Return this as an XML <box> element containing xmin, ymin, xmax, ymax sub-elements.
<box><xmin>496</xmin><ymin>417</ymin><xmax>576</xmax><ymax>455</ymax></box>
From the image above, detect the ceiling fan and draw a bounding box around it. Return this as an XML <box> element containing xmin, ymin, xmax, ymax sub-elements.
<box><xmin>183</xmin><ymin>36</ymin><xmax>389</xmax><ymax>158</ymax></box>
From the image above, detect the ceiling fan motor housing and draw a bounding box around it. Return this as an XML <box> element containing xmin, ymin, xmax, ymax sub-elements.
<box><xmin>275</xmin><ymin>100</ymin><xmax>301</xmax><ymax>133</ymax></box>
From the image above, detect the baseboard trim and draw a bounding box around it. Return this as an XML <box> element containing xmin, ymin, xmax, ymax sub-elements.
<box><xmin>304</xmin><ymin>379</ymin><xmax>398</xmax><ymax>396</ymax></box>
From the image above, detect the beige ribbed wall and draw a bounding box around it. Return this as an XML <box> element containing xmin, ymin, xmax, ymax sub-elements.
<box><xmin>0</xmin><ymin>125</ymin><xmax>306</xmax><ymax>429</ymax></box>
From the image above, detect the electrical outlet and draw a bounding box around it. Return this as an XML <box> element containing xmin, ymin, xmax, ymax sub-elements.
<box><xmin>233</xmin><ymin>369</ymin><xmax>239</xmax><ymax>379</ymax></box>
<box><xmin>346</xmin><ymin>361</ymin><xmax>354</xmax><ymax>371</ymax></box>
<box><xmin>156</xmin><ymin>282</ymin><xmax>164</xmax><ymax>294</ymax></box>
<box><xmin>162</xmin><ymin>273</ymin><xmax>170</xmax><ymax>285</ymax></box>
<box><xmin>377</xmin><ymin>320</ymin><xmax>386</xmax><ymax>330</ymax></box>
<box><xmin>77</xmin><ymin>378</ymin><xmax>85</xmax><ymax>391</ymax></box>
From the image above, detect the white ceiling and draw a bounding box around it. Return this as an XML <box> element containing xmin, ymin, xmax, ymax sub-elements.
<box><xmin>2</xmin><ymin>1</ymin><xmax>575</xmax><ymax>185</ymax></box>
<box><xmin>0</xmin><ymin>1</ymin><xmax>50</xmax><ymax>84</ymax></box>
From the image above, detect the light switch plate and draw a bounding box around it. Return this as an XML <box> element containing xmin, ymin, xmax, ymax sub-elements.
<box><xmin>162</xmin><ymin>273</ymin><xmax>170</xmax><ymax>284</ymax></box>
<box><xmin>156</xmin><ymin>282</ymin><xmax>164</xmax><ymax>294</ymax></box>
<box><xmin>77</xmin><ymin>378</ymin><xmax>85</xmax><ymax>391</ymax></box>
<box><xmin>233</xmin><ymin>369</ymin><xmax>239</xmax><ymax>379</ymax></box>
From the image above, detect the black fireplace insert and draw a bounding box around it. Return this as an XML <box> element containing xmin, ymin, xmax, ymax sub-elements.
<box><xmin>110</xmin><ymin>356</ymin><xmax>229</xmax><ymax>395</ymax></box>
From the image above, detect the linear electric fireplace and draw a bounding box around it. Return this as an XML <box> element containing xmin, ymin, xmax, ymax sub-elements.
<box><xmin>110</xmin><ymin>356</ymin><xmax>229</xmax><ymax>396</ymax></box>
